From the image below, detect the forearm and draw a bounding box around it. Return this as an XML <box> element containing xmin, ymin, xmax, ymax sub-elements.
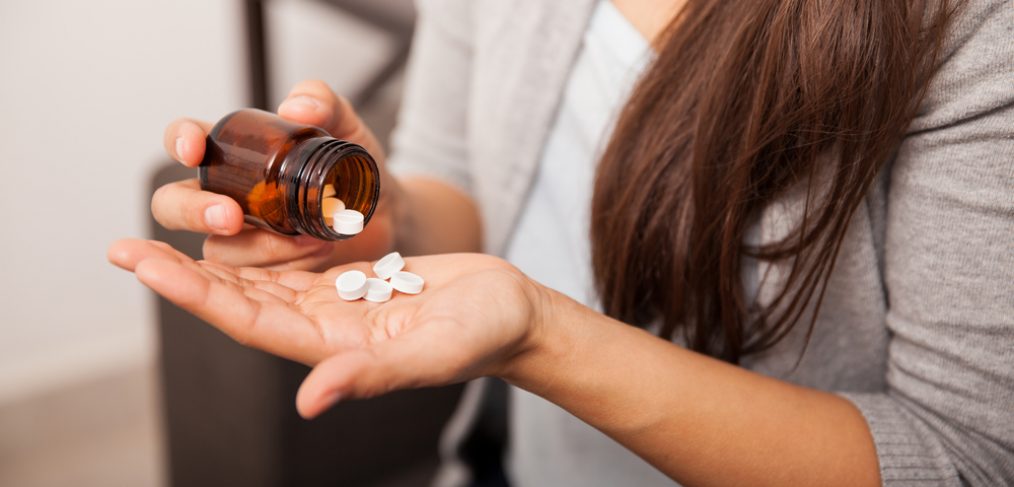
<box><xmin>505</xmin><ymin>290</ymin><xmax>881</xmax><ymax>487</ymax></box>
<box><xmin>392</xmin><ymin>175</ymin><xmax>482</xmax><ymax>256</ymax></box>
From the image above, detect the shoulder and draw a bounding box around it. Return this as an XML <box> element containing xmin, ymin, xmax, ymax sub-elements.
<box><xmin>886</xmin><ymin>0</ymin><xmax>1012</xmax><ymax>292</ymax></box>
<box><xmin>915</xmin><ymin>0</ymin><xmax>1013</xmax><ymax>130</ymax></box>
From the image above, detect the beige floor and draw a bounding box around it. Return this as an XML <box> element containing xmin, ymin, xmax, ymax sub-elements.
<box><xmin>0</xmin><ymin>365</ymin><xmax>164</xmax><ymax>487</ymax></box>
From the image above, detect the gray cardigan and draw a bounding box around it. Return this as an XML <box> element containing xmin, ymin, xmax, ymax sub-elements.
<box><xmin>387</xmin><ymin>0</ymin><xmax>1014</xmax><ymax>485</ymax></box>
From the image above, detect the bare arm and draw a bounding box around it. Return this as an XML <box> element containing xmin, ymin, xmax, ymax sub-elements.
<box><xmin>504</xmin><ymin>292</ymin><xmax>881</xmax><ymax>487</ymax></box>
<box><xmin>393</xmin><ymin>176</ymin><xmax>482</xmax><ymax>256</ymax></box>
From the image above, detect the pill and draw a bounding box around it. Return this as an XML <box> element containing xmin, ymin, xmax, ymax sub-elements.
<box><xmin>373</xmin><ymin>251</ymin><xmax>405</xmax><ymax>280</ymax></box>
<box><xmin>363</xmin><ymin>277</ymin><xmax>393</xmax><ymax>303</ymax></box>
<box><xmin>323</xmin><ymin>184</ymin><xmax>337</xmax><ymax>198</ymax></box>
<box><xmin>390</xmin><ymin>271</ymin><xmax>424</xmax><ymax>295</ymax></box>
<box><xmin>322</xmin><ymin>197</ymin><xmax>345</xmax><ymax>217</ymax></box>
<box><xmin>332</xmin><ymin>209</ymin><xmax>364</xmax><ymax>235</ymax></box>
<box><xmin>335</xmin><ymin>270</ymin><xmax>368</xmax><ymax>301</ymax></box>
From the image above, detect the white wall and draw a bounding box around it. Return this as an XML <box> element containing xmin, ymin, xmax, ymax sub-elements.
<box><xmin>0</xmin><ymin>0</ymin><xmax>398</xmax><ymax>404</ymax></box>
<box><xmin>0</xmin><ymin>2</ymin><xmax>402</xmax><ymax>484</ymax></box>
<box><xmin>0</xmin><ymin>0</ymin><xmax>244</xmax><ymax>403</ymax></box>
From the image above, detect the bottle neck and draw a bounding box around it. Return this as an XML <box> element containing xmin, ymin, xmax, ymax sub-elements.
<box><xmin>281</xmin><ymin>136</ymin><xmax>379</xmax><ymax>240</ymax></box>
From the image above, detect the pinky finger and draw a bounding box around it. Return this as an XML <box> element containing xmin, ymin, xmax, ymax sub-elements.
<box><xmin>134</xmin><ymin>257</ymin><xmax>324</xmax><ymax>364</ymax></box>
<box><xmin>295</xmin><ymin>335</ymin><xmax>459</xmax><ymax>419</ymax></box>
<box><xmin>163</xmin><ymin>118</ymin><xmax>213</xmax><ymax>167</ymax></box>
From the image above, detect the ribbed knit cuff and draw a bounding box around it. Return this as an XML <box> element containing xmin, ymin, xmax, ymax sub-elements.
<box><xmin>839</xmin><ymin>392</ymin><xmax>959</xmax><ymax>486</ymax></box>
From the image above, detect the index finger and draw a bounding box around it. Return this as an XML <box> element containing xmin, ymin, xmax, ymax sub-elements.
<box><xmin>151</xmin><ymin>178</ymin><xmax>245</xmax><ymax>235</ymax></box>
<box><xmin>134</xmin><ymin>256</ymin><xmax>326</xmax><ymax>365</ymax></box>
<box><xmin>276</xmin><ymin>80</ymin><xmax>384</xmax><ymax>158</ymax></box>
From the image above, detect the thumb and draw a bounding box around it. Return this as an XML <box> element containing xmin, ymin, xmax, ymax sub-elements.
<box><xmin>276</xmin><ymin>79</ymin><xmax>362</xmax><ymax>139</ymax></box>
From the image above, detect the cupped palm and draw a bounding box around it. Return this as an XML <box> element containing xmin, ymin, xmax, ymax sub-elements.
<box><xmin>108</xmin><ymin>239</ymin><xmax>539</xmax><ymax>412</ymax></box>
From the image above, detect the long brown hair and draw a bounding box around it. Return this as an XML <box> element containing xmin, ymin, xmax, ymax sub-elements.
<box><xmin>591</xmin><ymin>0</ymin><xmax>958</xmax><ymax>362</ymax></box>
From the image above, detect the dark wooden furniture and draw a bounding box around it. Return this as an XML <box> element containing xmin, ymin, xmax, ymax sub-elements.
<box><xmin>241</xmin><ymin>0</ymin><xmax>416</xmax><ymax>109</ymax></box>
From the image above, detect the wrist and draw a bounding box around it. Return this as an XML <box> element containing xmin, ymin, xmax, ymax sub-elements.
<box><xmin>385</xmin><ymin>174</ymin><xmax>415</xmax><ymax>253</ymax></box>
<box><xmin>317</xmin><ymin>174</ymin><xmax>401</xmax><ymax>268</ymax></box>
<box><xmin>498</xmin><ymin>279</ymin><xmax>579</xmax><ymax>395</ymax></box>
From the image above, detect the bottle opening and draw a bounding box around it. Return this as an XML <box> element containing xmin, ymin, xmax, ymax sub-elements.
<box><xmin>290</xmin><ymin>139</ymin><xmax>380</xmax><ymax>240</ymax></box>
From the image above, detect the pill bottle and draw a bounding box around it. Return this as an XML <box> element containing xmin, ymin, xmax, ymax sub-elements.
<box><xmin>199</xmin><ymin>108</ymin><xmax>380</xmax><ymax>240</ymax></box>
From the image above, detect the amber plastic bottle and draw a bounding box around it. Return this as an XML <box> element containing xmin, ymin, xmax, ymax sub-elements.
<box><xmin>199</xmin><ymin>109</ymin><xmax>380</xmax><ymax>240</ymax></box>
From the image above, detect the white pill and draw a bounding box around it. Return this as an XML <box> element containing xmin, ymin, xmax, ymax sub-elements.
<box><xmin>335</xmin><ymin>270</ymin><xmax>368</xmax><ymax>301</ymax></box>
<box><xmin>390</xmin><ymin>271</ymin><xmax>424</xmax><ymax>295</ymax></box>
<box><xmin>373</xmin><ymin>251</ymin><xmax>405</xmax><ymax>280</ymax></box>
<box><xmin>321</xmin><ymin>197</ymin><xmax>345</xmax><ymax>216</ymax></box>
<box><xmin>332</xmin><ymin>209</ymin><xmax>364</xmax><ymax>235</ymax></box>
<box><xmin>363</xmin><ymin>277</ymin><xmax>393</xmax><ymax>303</ymax></box>
<box><xmin>323</xmin><ymin>184</ymin><xmax>337</xmax><ymax>198</ymax></box>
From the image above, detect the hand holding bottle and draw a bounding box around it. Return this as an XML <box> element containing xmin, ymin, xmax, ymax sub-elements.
<box><xmin>154</xmin><ymin>80</ymin><xmax>400</xmax><ymax>271</ymax></box>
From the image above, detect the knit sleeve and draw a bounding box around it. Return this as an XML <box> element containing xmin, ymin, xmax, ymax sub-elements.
<box><xmin>839</xmin><ymin>2</ymin><xmax>1014</xmax><ymax>485</ymax></box>
<box><xmin>386</xmin><ymin>0</ymin><xmax>474</xmax><ymax>196</ymax></box>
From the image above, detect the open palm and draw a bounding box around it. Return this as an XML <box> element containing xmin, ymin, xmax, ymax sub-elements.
<box><xmin>108</xmin><ymin>239</ymin><xmax>541</xmax><ymax>417</ymax></box>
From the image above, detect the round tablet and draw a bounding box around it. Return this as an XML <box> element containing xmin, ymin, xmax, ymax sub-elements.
<box><xmin>390</xmin><ymin>271</ymin><xmax>424</xmax><ymax>295</ymax></box>
<box><xmin>363</xmin><ymin>278</ymin><xmax>393</xmax><ymax>303</ymax></box>
<box><xmin>321</xmin><ymin>197</ymin><xmax>345</xmax><ymax>217</ymax></box>
<box><xmin>373</xmin><ymin>251</ymin><xmax>405</xmax><ymax>280</ymax></box>
<box><xmin>335</xmin><ymin>270</ymin><xmax>368</xmax><ymax>301</ymax></box>
<box><xmin>332</xmin><ymin>209</ymin><xmax>364</xmax><ymax>235</ymax></box>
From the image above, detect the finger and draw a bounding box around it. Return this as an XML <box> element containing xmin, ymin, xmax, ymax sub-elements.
<box><xmin>203</xmin><ymin>229</ymin><xmax>332</xmax><ymax>267</ymax></box>
<box><xmin>239</xmin><ymin>282</ymin><xmax>294</xmax><ymax>306</ymax></box>
<box><xmin>151</xmin><ymin>179</ymin><xmax>244</xmax><ymax>235</ymax></box>
<box><xmin>276</xmin><ymin>80</ymin><xmax>362</xmax><ymax>139</ymax></box>
<box><xmin>134</xmin><ymin>257</ymin><xmax>324</xmax><ymax>363</ymax></box>
<box><xmin>295</xmin><ymin>330</ymin><xmax>461</xmax><ymax>418</ymax></box>
<box><xmin>109</xmin><ymin>239</ymin><xmax>229</xmax><ymax>288</ymax></box>
<box><xmin>108</xmin><ymin>238</ymin><xmax>192</xmax><ymax>271</ymax></box>
<box><xmin>200</xmin><ymin>262</ymin><xmax>300</xmax><ymax>302</ymax></box>
<box><xmin>163</xmin><ymin>118</ymin><xmax>213</xmax><ymax>167</ymax></box>
<box><xmin>234</xmin><ymin>266</ymin><xmax>321</xmax><ymax>292</ymax></box>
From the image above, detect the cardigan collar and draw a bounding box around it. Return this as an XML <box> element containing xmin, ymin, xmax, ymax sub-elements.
<box><xmin>487</xmin><ymin>0</ymin><xmax>599</xmax><ymax>255</ymax></box>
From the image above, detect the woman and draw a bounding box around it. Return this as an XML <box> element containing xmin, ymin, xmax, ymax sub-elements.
<box><xmin>109</xmin><ymin>0</ymin><xmax>1013</xmax><ymax>485</ymax></box>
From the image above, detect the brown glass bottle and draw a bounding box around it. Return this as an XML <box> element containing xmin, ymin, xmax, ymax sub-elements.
<box><xmin>199</xmin><ymin>109</ymin><xmax>380</xmax><ymax>240</ymax></box>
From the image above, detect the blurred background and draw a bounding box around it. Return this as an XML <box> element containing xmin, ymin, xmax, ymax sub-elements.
<box><xmin>0</xmin><ymin>1</ymin><xmax>466</xmax><ymax>485</ymax></box>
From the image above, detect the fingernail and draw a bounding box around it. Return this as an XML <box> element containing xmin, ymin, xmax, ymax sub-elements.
<box><xmin>204</xmin><ymin>205</ymin><xmax>228</xmax><ymax>231</ymax></box>
<box><xmin>282</xmin><ymin>95</ymin><xmax>321</xmax><ymax>113</ymax></box>
<box><xmin>175</xmin><ymin>136</ymin><xmax>187</xmax><ymax>161</ymax></box>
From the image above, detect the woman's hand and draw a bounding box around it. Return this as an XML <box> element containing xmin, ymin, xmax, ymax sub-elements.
<box><xmin>108</xmin><ymin>238</ymin><xmax>546</xmax><ymax>418</ymax></box>
<box><xmin>155</xmin><ymin>80</ymin><xmax>402</xmax><ymax>271</ymax></box>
